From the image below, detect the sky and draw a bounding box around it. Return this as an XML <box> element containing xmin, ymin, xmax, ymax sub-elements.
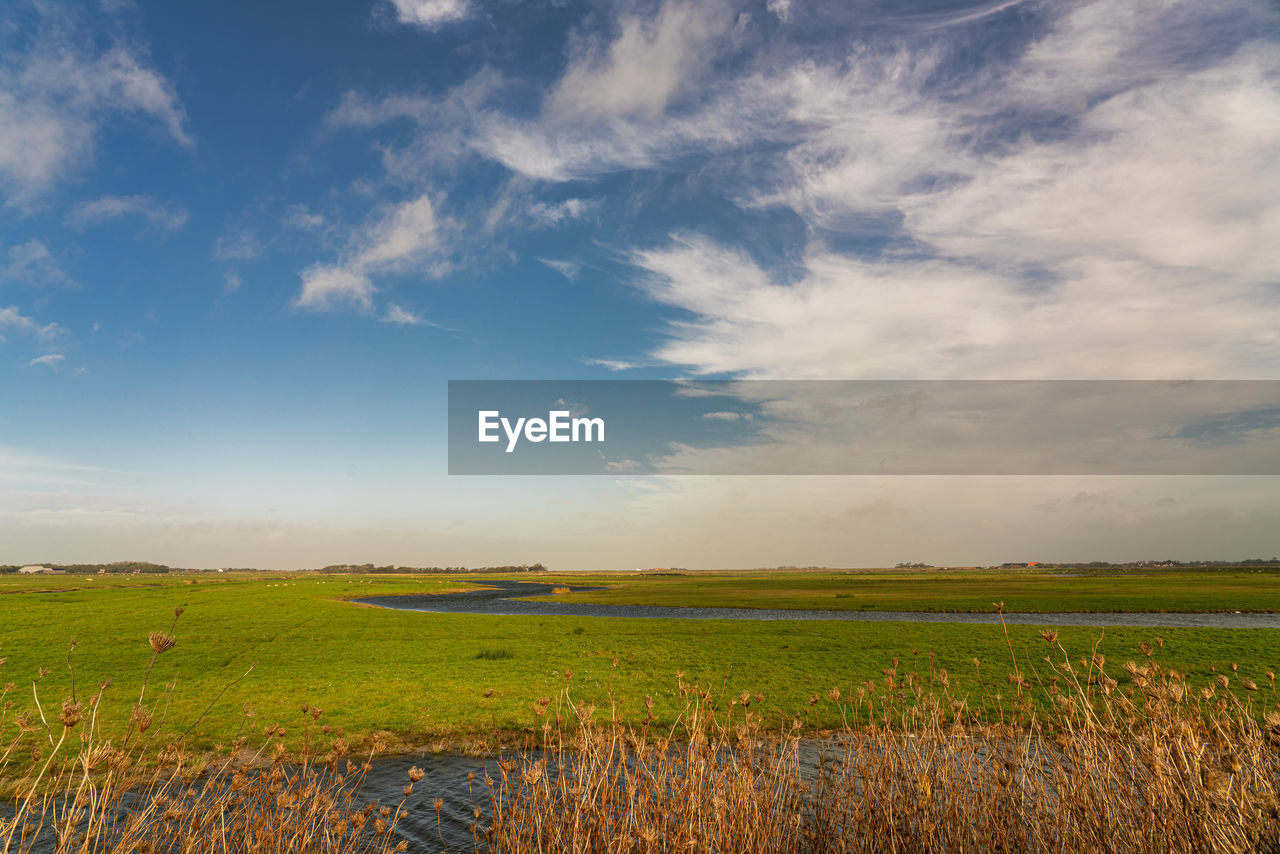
<box><xmin>1</xmin><ymin>0</ymin><xmax>1278</xmax><ymax>570</ymax></box>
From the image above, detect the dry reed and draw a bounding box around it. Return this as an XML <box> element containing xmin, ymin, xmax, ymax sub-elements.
<box><xmin>480</xmin><ymin>613</ymin><xmax>1280</xmax><ymax>853</ymax></box>
<box><xmin>4</xmin><ymin>607</ymin><xmax>1280</xmax><ymax>853</ymax></box>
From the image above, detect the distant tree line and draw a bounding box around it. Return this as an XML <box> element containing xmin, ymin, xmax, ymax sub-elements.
<box><xmin>996</xmin><ymin>559</ymin><xmax>1280</xmax><ymax>569</ymax></box>
<box><xmin>0</xmin><ymin>561</ymin><xmax>172</xmax><ymax>574</ymax></box>
<box><xmin>314</xmin><ymin>563</ymin><xmax>547</xmax><ymax>574</ymax></box>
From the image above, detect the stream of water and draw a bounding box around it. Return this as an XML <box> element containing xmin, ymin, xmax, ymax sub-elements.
<box><xmin>357</xmin><ymin>579</ymin><xmax>1280</xmax><ymax>629</ymax></box>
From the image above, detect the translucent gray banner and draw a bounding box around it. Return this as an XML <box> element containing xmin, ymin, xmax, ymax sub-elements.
<box><xmin>447</xmin><ymin>380</ymin><xmax>1280</xmax><ymax>475</ymax></box>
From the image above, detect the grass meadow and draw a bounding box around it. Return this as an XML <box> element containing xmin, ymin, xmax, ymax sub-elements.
<box><xmin>4</xmin><ymin>568</ymin><xmax>1280</xmax><ymax>851</ymax></box>
<box><xmin>3</xmin><ymin>568</ymin><xmax>1280</xmax><ymax>760</ymax></box>
<box><xmin>530</xmin><ymin>566</ymin><xmax>1280</xmax><ymax>612</ymax></box>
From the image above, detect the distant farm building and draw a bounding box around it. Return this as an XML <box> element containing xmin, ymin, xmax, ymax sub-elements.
<box><xmin>19</xmin><ymin>565</ymin><xmax>60</xmax><ymax>574</ymax></box>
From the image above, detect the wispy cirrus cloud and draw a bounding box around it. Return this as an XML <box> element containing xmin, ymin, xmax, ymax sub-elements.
<box><xmin>296</xmin><ymin>193</ymin><xmax>452</xmax><ymax>311</ymax></box>
<box><xmin>21</xmin><ymin>351</ymin><xmax>82</xmax><ymax>376</ymax></box>
<box><xmin>538</xmin><ymin>258</ymin><xmax>580</xmax><ymax>281</ymax></box>
<box><xmin>67</xmin><ymin>194</ymin><xmax>189</xmax><ymax>230</ymax></box>
<box><xmin>0</xmin><ymin>446</ymin><xmax>127</xmax><ymax>489</ymax></box>
<box><xmin>545</xmin><ymin>0</ymin><xmax>731</xmax><ymax>122</ymax></box>
<box><xmin>381</xmin><ymin>303</ymin><xmax>425</xmax><ymax>325</ymax></box>
<box><xmin>332</xmin><ymin>1</ymin><xmax>750</xmax><ymax>183</ymax></box>
<box><xmin>0</xmin><ymin>305</ymin><xmax>38</xmax><ymax>336</ymax></box>
<box><xmin>0</xmin><ymin>305</ymin><xmax>63</xmax><ymax>343</ymax></box>
<box><xmin>0</xmin><ymin>2</ymin><xmax>190</xmax><ymax>205</ymax></box>
<box><xmin>617</xmin><ymin>0</ymin><xmax>1280</xmax><ymax>381</ymax></box>
<box><xmin>328</xmin><ymin>0</ymin><xmax>1280</xmax><ymax>384</ymax></box>
<box><xmin>527</xmin><ymin>198</ymin><xmax>596</xmax><ymax>227</ymax></box>
<box><xmin>2</xmin><ymin>240</ymin><xmax>74</xmax><ymax>288</ymax></box>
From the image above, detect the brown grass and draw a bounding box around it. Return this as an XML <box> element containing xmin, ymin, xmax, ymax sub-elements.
<box><xmin>3</xmin><ymin>607</ymin><xmax>1280</xmax><ymax>853</ymax></box>
<box><xmin>480</xmin><ymin>612</ymin><xmax>1280</xmax><ymax>853</ymax></box>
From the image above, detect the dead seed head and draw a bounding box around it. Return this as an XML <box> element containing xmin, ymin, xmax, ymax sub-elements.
<box><xmin>149</xmin><ymin>632</ymin><xmax>176</xmax><ymax>654</ymax></box>
<box><xmin>132</xmin><ymin>705</ymin><xmax>154</xmax><ymax>733</ymax></box>
<box><xmin>59</xmin><ymin>699</ymin><xmax>82</xmax><ymax>728</ymax></box>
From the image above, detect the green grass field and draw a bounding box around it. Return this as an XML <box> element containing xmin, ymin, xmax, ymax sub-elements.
<box><xmin>532</xmin><ymin>566</ymin><xmax>1280</xmax><ymax>612</ymax></box>
<box><xmin>2</xmin><ymin>568</ymin><xmax>1279</xmax><ymax>764</ymax></box>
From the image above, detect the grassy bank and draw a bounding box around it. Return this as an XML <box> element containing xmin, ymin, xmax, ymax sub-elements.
<box><xmin>529</xmin><ymin>566</ymin><xmax>1280</xmax><ymax>612</ymax></box>
<box><xmin>2</xmin><ymin>570</ymin><xmax>1279</xmax><ymax>764</ymax></box>
<box><xmin>3</xmin><ymin>622</ymin><xmax>1279</xmax><ymax>853</ymax></box>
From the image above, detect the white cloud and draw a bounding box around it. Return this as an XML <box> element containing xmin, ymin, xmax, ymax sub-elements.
<box><xmin>326</xmin><ymin>70</ymin><xmax>503</xmax><ymax>186</ymax></box>
<box><xmin>296</xmin><ymin>267</ymin><xmax>375</xmax><ymax>312</ymax></box>
<box><xmin>28</xmin><ymin>353</ymin><xmax>64</xmax><ymax>368</ymax></box>
<box><xmin>23</xmin><ymin>350</ymin><xmax>81</xmax><ymax>375</ymax></box>
<box><xmin>746</xmin><ymin>53</ymin><xmax>960</xmax><ymax>228</ymax></box>
<box><xmin>0</xmin><ymin>305</ymin><xmax>63</xmax><ymax>344</ymax></box>
<box><xmin>528</xmin><ymin>197</ymin><xmax>595</xmax><ymax>227</ymax></box>
<box><xmin>352</xmin><ymin>194</ymin><xmax>441</xmax><ymax>270</ymax></box>
<box><xmin>538</xmin><ymin>258</ymin><xmax>580</xmax><ymax>280</ymax></box>
<box><xmin>633</xmin><ymin>235</ymin><xmax>1280</xmax><ymax>379</ymax></box>
<box><xmin>0</xmin><ymin>9</ymin><xmax>189</xmax><ymax>203</ymax></box>
<box><xmin>282</xmin><ymin>205</ymin><xmax>327</xmax><ymax>231</ymax></box>
<box><xmin>382</xmin><ymin>303</ymin><xmax>425</xmax><ymax>325</ymax></box>
<box><xmin>330</xmin><ymin>0</ymin><xmax>1280</xmax><ymax>379</ymax></box>
<box><xmin>384</xmin><ymin>0</ymin><xmax>471</xmax><ymax>30</ymax></box>
<box><xmin>465</xmin><ymin>0</ymin><xmax>763</xmax><ymax>182</ymax></box>
<box><xmin>2</xmin><ymin>240</ymin><xmax>73</xmax><ymax>287</ymax></box>
<box><xmin>582</xmin><ymin>357</ymin><xmax>642</xmax><ymax>371</ymax></box>
<box><xmin>908</xmin><ymin>46</ymin><xmax>1280</xmax><ymax>281</ymax></box>
<box><xmin>68</xmin><ymin>194</ymin><xmax>189</xmax><ymax>230</ymax></box>
<box><xmin>295</xmin><ymin>193</ymin><xmax>450</xmax><ymax>312</ymax></box>
<box><xmin>328</xmin><ymin>1</ymin><xmax>752</xmax><ymax>181</ymax></box>
<box><xmin>0</xmin><ymin>305</ymin><xmax>35</xmax><ymax>334</ymax></box>
<box><xmin>548</xmin><ymin>0</ymin><xmax>730</xmax><ymax>121</ymax></box>
<box><xmin>602</xmin><ymin>0</ymin><xmax>1280</xmax><ymax>381</ymax></box>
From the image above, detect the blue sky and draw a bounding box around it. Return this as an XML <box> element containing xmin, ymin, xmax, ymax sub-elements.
<box><xmin>2</xmin><ymin>0</ymin><xmax>1278</xmax><ymax>569</ymax></box>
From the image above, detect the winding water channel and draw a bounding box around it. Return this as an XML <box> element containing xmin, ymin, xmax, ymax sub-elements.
<box><xmin>357</xmin><ymin>578</ymin><xmax>1280</xmax><ymax>629</ymax></box>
